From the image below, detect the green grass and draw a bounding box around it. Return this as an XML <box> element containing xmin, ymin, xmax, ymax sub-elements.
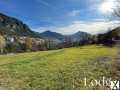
<box><xmin>0</xmin><ymin>45</ymin><xmax>117</xmax><ymax>90</ymax></box>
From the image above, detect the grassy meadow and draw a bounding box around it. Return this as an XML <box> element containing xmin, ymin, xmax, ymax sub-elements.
<box><xmin>0</xmin><ymin>45</ymin><xmax>117</xmax><ymax>90</ymax></box>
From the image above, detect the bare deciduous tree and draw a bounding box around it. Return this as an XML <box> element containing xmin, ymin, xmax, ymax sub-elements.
<box><xmin>0</xmin><ymin>35</ymin><xmax>6</xmax><ymax>53</ymax></box>
<box><xmin>25</xmin><ymin>37</ymin><xmax>32</xmax><ymax>51</ymax></box>
<box><xmin>113</xmin><ymin>0</ymin><xmax>120</xmax><ymax>19</ymax></box>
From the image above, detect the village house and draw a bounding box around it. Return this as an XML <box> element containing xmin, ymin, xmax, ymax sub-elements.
<box><xmin>110</xmin><ymin>27</ymin><xmax>120</xmax><ymax>41</ymax></box>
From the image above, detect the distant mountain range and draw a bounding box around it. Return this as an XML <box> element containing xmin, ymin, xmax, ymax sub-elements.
<box><xmin>0</xmin><ymin>13</ymin><xmax>92</xmax><ymax>42</ymax></box>
<box><xmin>39</xmin><ymin>30</ymin><xmax>92</xmax><ymax>42</ymax></box>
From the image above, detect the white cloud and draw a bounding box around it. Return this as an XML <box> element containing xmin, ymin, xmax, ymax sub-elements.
<box><xmin>33</xmin><ymin>20</ymin><xmax>120</xmax><ymax>35</ymax></box>
<box><xmin>36</xmin><ymin>0</ymin><xmax>58</xmax><ymax>10</ymax></box>
<box><xmin>67</xmin><ymin>10</ymin><xmax>81</xmax><ymax>17</ymax></box>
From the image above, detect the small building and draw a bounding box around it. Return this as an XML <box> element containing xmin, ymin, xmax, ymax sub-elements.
<box><xmin>110</xmin><ymin>27</ymin><xmax>120</xmax><ymax>41</ymax></box>
<box><xmin>107</xmin><ymin>27</ymin><xmax>120</xmax><ymax>44</ymax></box>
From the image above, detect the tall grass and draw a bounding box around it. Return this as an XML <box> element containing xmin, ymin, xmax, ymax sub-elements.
<box><xmin>0</xmin><ymin>45</ymin><xmax>116</xmax><ymax>90</ymax></box>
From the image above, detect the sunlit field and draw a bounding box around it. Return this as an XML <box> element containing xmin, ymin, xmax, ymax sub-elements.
<box><xmin>0</xmin><ymin>45</ymin><xmax>117</xmax><ymax>90</ymax></box>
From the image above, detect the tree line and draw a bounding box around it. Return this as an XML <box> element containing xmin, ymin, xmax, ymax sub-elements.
<box><xmin>0</xmin><ymin>30</ymin><xmax>119</xmax><ymax>54</ymax></box>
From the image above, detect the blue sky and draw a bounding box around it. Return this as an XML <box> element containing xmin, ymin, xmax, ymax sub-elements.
<box><xmin>0</xmin><ymin>0</ymin><xmax>119</xmax><ymax>34</ymax></box>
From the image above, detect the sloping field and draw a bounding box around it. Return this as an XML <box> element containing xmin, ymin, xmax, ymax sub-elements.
<box><xmin>0</xmin><ymin>45</ymin><xmax>117</xmax><ymax>90</ymax></box>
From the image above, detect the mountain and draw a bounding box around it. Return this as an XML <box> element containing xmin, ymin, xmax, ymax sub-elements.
<box><xmin>0</xmin><ymin>13</ymin><xmax>92</xmax><ymax>41</ymax></box>
<box><xmin>70</xmin><ymin>31</ymin><xmax>92</xmax><ymax>41</ymax></box>
<box><xmin>40</xmin><ymin>30</ymin><xmax>92</xmax><ymax>42</ymax></box>
<box><xmin>0</xmin><ymin>13</ymin><xmax>39</xmax><ymax>37</ymax></box>
<box><xmin>39</xmin><ymin>31</ymin><xmax>65</xmax><ymax>42</ymax></box>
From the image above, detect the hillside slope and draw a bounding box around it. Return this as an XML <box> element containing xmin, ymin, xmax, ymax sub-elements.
<box><xmin>0</xmin><ymin>13</ymin><xmax>39</xmax><ymax>37</ymax></box>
